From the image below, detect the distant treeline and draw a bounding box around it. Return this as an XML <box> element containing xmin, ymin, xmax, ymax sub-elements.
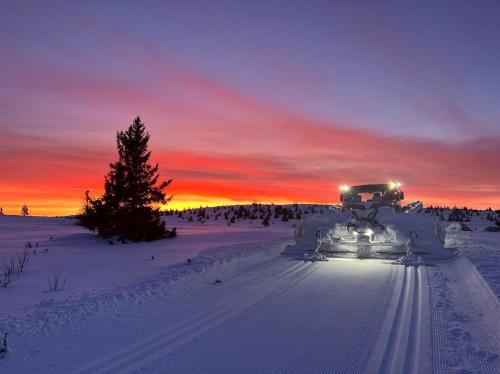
<box><xmin>162</xmin><ymin>203</ymin><xmax>330</xmax><ymax>225</ymax></box>
<box><xmin>424</xmin><ymin>206</ymin><xmax>500</xmax><ymax>224</ymax></box>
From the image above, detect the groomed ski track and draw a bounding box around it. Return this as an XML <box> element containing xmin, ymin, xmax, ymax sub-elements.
<box><xmin>376</xmin><ymin>265</ymin><xmax>430</xmax><ymax>374</ymax></box>
<box><xmin>71</xmin><ymin>259</ymin><xmax>319</xmax><ymax>374</ymax></box>
<box><xmin>7</xmin><ymin>246</ymin><xmax>500</xmax><ymax>373</ymax></box>
<box><xmin>71</xmin><ymin>257</ymin><xmax>430</xmax><ymax>374</ymax></box>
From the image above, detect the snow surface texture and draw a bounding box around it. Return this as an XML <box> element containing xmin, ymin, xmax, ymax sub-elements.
<box><xmin>428</xmin><ymin>257</ymin><xmax>500</xmax><ymax>373</ymax></box>
<box><xmin>447</xmin><ymin>230</ymin><xmax>500</xmax><ymax>300</ymax></box>
<box><xmin>1</xmin><ymin>210</ymin><xmax>500</xmax><ymax>373</ymax></box>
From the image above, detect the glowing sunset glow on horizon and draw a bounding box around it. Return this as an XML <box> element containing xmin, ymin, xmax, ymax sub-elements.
<box><xmin>1</xmin><ymin>1</ymin><xmax>500</xmax><ymax>215</ymax></box>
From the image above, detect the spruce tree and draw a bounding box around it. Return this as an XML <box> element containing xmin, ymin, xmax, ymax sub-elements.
<box><xmin>78</xmin><ymin>117</ymin><xmax>173</xmax><ymax>241</ymax></box>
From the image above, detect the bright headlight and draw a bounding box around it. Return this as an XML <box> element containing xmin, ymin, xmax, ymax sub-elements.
<box><xmin>389</xmin><ymin>181</ymin><xmax>402</xmax><ymax>189</ymax></box>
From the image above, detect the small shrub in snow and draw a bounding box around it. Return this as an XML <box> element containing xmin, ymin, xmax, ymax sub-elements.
<box><xmin>48</xmin><ymin>272</ymin><xmax>66</xmax><ymax>291</ymax></box>
<box><xmin>0</xmin><ymin>332</ymin><xmax>7</xmax><ymax>359</ymax></box>
<box><xmin>1</xmin><ymin>257</ymin><xmax>16</xmax><ymax>288</ymax></box>
<box><xmin>164</xmin><ymin>227</ymin><xmax>177</xmax><ymax>238</ymax></box>
<box><xmin>0</xmin><ymin>252</ymin><xmax>30</xmax><ymax>288</ymax></box>
<box><xmin>0</xmin><ymin>257</ymin><xmax>16</xmax><ymax>288</ymax></box>
<box><xmin>21</xmin><ymin>203</ymin><xmax>29</xmax><ymax>216</ymax></box>
<box><xmin>448</xmin><ymin>207</ymin><xmax>473</xmax><ymax>222</ymax></box>
<box><xmin>1</xmin><ymin>268</ymin><xmax>13</xmax><ymax>288</ymax></box>
<box><xmin>16</xmin><ymin>251</ymin><xmax>29</xmax><ymax>273</ymax></box>
<box><xmin>459</xmin><ymin>223</ymin><xmax>472</xmax><ymax>232</ymax></box>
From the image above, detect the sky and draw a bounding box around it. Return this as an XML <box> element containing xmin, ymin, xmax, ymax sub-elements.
<box><xmin>1</xmin><ymin>0</ymin><xmax>500</xmax><ymax>215</ymax></box>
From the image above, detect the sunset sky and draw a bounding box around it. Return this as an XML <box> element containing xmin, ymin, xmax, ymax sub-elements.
<box><xmin>1</xmin><ymin>0</ymin><xmax>500</xmax><ymax>215</ymax></box>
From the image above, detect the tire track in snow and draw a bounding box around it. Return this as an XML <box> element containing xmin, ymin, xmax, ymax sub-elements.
<box><xmin>378</xmin><ymin>264</ymin><xmax>425</xmax><ymax>374</ymax></box>
<box><xmin>71</xmin><ymin>259</ymin><xmax>319</xmax><ymax>374</ymax></box>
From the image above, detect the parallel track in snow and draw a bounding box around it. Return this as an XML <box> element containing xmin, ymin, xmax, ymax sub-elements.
<box><xmin>70</xmin><ymin>259</ymin><xmax>319</xmax><ymax>374</ymax></box>
<box><xmin>378</xmin><ymin>264</ymin><xmax>426</xmax><ymax>374</ymax></box>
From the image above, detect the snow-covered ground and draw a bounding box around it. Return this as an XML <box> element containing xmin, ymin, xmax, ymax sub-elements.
<box><xmin>447</xmin><ymin>230</ymin><xmax>500</xmax><ymax>300</ymax></box>
<box><xmin>0</xmin><ymin>215</ymin><xmax>292</xmax><ymax>319</ymax></box>
<box><xmin>1</xmin><ymin>210</ymin><xmax>500</xmax><ymax>373</ymax></box>
<box><xmin>427</xmin><ymin>256</ymin><xmax>500</xmax><ymax>373</ymax></box>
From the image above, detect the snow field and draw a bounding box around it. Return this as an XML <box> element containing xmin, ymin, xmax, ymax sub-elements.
<box><xmin>0</xmin><ymin>215</ymin><xmax>293</xmax><ymax>328</ymax></box>
<box><xmin>1</xmin><ymin>240</ymin><xmax>301</xmax><ymax>373</ymax></box>
<box><xmin>2</xmin><ymin>210</ymin><xmax>500</xmax><ymax>373</ymax></box>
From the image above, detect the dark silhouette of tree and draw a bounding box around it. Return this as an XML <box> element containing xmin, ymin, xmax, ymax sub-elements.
<box><xmin>0</xmin><ymin>207</ymin><xmax>4</xmax><ymax>215</ymax></box>
<box><xmin>78</xmin><ymin>117</ymin><xmax>174</xmax><ymax>241</ymax></box>
<box><xmin>21</xmin><ymin>204</ymin><xmax>29</xmax><ymax>216</ymax></box>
